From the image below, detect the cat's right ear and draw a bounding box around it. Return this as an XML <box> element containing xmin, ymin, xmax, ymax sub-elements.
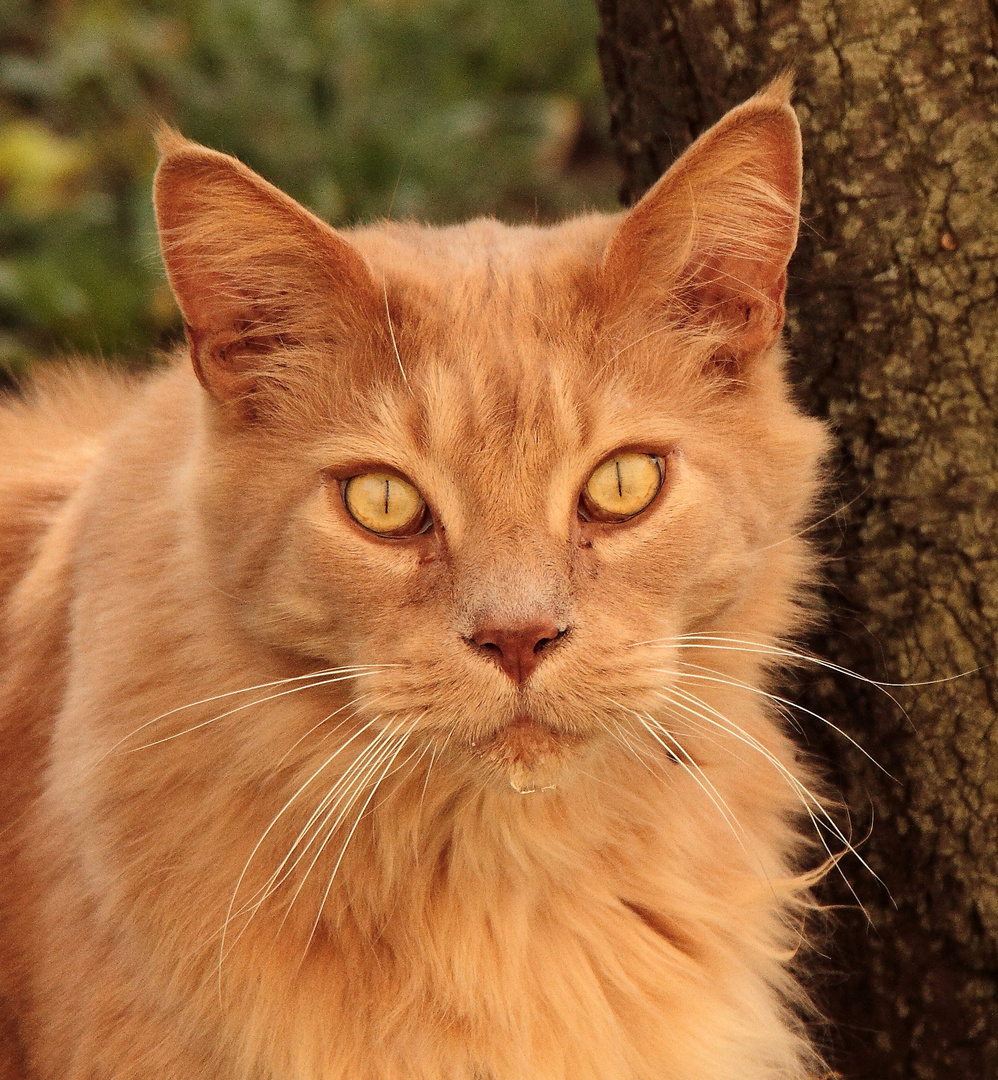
<box><xmin>154</xmin><ymin>126</ymin><xmax>377</xmax><ymax>412</ymax></box>
<box><xmin>601</xmin><ymin>76</ymin><xmax>801</xmax><ymax>375</ymax></box>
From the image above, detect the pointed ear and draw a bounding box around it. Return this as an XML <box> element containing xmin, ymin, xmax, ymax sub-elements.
<box><xmin>154</xmin><ymin>126</ymin><xmax>377</xmax><ymax>409</ymax></box>
<box><xmin>601</xmin><ymin>75</ymin><xmax>801</xmax><ymax>371</ymax></box>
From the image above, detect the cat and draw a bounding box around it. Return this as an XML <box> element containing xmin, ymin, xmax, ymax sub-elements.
<box><xmin>0</xmin><ymin>76</ymin><xmax>834</xmax><ymax>1080</ymax></box>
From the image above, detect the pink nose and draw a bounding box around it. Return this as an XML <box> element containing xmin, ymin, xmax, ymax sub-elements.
<box><xmin>469</xmin><ymin>620</ymin><xmax>565</xmax><ymax>684</ymax></box>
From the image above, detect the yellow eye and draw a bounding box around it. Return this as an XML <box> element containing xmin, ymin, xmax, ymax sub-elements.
<box><xmin>343</xmin><ymin>473</ymin><xmax>428</xmax><ymax>537</ymax></box>
<box><xmin>581</xmin><ymin>453</ymin><xmax>662</xmax><ymax>523</ymax></box>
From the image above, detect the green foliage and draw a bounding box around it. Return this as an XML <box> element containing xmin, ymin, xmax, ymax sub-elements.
<box><xmin>0</xmin><ymin>0</ymin><xmax>617</xmax><ymax>373</ymax></box>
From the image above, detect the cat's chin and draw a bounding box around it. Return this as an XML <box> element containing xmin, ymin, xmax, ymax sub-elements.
<box><xmin>474</xmin><ymin>716</ymin><xmax>584</xmax><ymax>794</ymax></box>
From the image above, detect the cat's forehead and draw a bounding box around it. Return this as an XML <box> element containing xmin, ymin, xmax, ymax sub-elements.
<box><xmin>336</xmin><ymin>219</ymin><xmax>654</xmax><ymax>414</ymax></box>
<box><xmin>311</xmin><ymin>215</ymin><xmax>706</xmax><ymax>515</ymax></box>
<box><xmin>326</xmin><ymin>333</ymin><xmax>645</xmax><ymax>476</ymax></box>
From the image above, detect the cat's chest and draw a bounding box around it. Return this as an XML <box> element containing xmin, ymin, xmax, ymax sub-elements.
<box><xmin>249</xmin><ymin>862</ymin><xmax>698</xmax><ymax>1080</ymax></box>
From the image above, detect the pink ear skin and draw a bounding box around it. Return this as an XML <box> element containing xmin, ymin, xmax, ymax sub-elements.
<box><xmin>601</xmin><ymin>74</ymin><xmax>802</xmax><ymax>373</ymax></box>
<box><xmin>153</xmin><ymin>125</ymin><xmax>378</xmax><ymax>412</ymax></box>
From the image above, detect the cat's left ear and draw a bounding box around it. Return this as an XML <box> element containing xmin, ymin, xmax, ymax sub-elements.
<box><xmin>601</xmin><ymin>75</ymin><xmax>801</xmax><ymax>370</ymax></box>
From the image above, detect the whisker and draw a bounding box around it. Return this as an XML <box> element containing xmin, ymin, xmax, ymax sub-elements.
<box><xmin>410</xmin><ymin>735</ymin><xmax>443</xmax><ymax>865</ymax></box>
<box><xmin>216</xmin><ymin>728</ymin><xmax>399</xmax><ymax>979</ymax></box>
<box><xmin>273</xmin><ymin>693</ymin><xmax>383</xmax><ymax>770</ymax></box>
<box><xmin>127</xmin><ymin>670</ymin><xmax>385</xmax><ymax>753</ymax></box>
<box><xmin>629</xmin><ymin>632</ymin><xmax>920</xmax><ymax>731</ymax></box>
<box><xmin>675</xmin><ymin>632</ymin><xmax>973</xmax><ymax>692</ymax></box>
<box><xmin>302</xmin><ymin>714</ymin><xmax>424</xmax><ymax>961</ymax></box>
<box><xmin>658</xmin><ymin>686</ymin><xmax>841</xmax><ymax>842</ymax></box>
<box><xmin>216</xmin><ymin>713</ymin><xmax>386</xmax><ymax>983</ymax></box>
<box><xmin>608</xmin><ymin>698</ymin><xmax>748</xmax><ymax>853</ymax></box>
<box><xmin>654</xmin><ymin>689</ymin><xmax>855</xmax><ymax>898</ymax></box>
<box><xmin>417</xmin><ymin>736</ymin><xmax>441</xmax><ymax>820</ymax></box>
<box><xmin>244</xmin><ymin>710</ymin><xmax>404</xmax><ymax>913</ymax></box>
<box><xmin>661</xmin><ymin>663</ymin><xmax>894</xmax><ymax>779</ymax></box>
<box><xmin>596</xmin><ymin>709</ymin><xmax>671</xmax><ymax>779</ymax></box>
<box><xmin>253</xmin><ymin>724</ymin><xmax>402</xmax><ymax>927</ymax></box>
<box><xmin>273</xmin><ymin>721</ymin><xmax>410</xmax><ymax>937</ymax></box>
<box><xmin>642</xmin><ymin>715</ymin><xmax>748</xmax><ymax>844</ymax></box>
<box><xmin>743</xmin><ymin>487</ymin><xmax>870</xmax><ymax>555</ymax></box>
<box><xmin>655</xmin><ymin>685</ymin><xmax>884</xmax><ymax>910</ymax></box>
<box><xmin>104</xmin><ymin>665</ymin><xmax>397</xmax><ymax>759</ymax></box>
<box><xmin>383</xmin><ymin>276</ymin><xmax>410</xmax><ymax>391</ymax></box>
<box><xmin>368</xmin><ymin>738</ymin><xmax>434</xmax><ymax>817</ymax></box>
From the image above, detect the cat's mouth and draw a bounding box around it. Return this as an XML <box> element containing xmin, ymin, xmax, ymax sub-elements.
<box><xmin>474</xmin><ymin>715</ymin><xmax>583</xmax><ymax>793</ymax></box>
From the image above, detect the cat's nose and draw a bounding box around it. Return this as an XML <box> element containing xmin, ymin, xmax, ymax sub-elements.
<box><xmin>468</xmin><ymin>620</ymin><xmax>566</xmax><ymax>685</ymax></box>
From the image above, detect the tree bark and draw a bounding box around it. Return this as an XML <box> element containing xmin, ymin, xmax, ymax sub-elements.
<box><xmin>596</xmin><ymin>3</ymin><xmax>998</xmax><ymax>1077</ymax></box>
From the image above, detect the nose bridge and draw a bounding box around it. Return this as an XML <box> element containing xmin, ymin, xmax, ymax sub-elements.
<box><xmin>455</xmin><ymin>527</ymin><xmax>569</xmax><ymax>630</ymax></box>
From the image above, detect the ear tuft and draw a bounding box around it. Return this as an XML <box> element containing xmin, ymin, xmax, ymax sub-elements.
<box><xmin>153</xmin><ymin>120</ymin><xmax>188</xmax><ymax>158</ymax></box>
<box><xmin>756</xmin><ymin>69</ymin><xmax>795</xmax><ymax>108</ymax></box>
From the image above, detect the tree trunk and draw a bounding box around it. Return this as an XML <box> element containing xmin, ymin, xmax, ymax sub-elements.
<box><xmin>596</xmin><ymin>3</ymin><xmax>998</xmax><ymax>1077</ymax></box>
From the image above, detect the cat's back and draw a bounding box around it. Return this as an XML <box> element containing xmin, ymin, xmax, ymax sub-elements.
<box><xmin>0</xmin><ymin>362</ymin><xmax>160</xmax><ymax>1079</ymax></box>
<box><xmin>0</xmin><ymin>360</ymin><xmax>156</xmax><ymax>898</ymax></box>
<box><xmin>0</xmin><ymin>365</ymin><xmax>147</xmax><ymax>603</ymax></box>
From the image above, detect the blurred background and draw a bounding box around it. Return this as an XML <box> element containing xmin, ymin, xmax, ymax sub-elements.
<box><xmin>0</xmin><ymin>0</ymin><xmax>619</xmax><ymax>380</ymax></box>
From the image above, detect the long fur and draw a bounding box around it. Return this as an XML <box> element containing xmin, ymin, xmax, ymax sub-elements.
<box><xmin>0</xmin><ymin>81</ymin><xmax>836</xmax><ymax>1079</ymax></box>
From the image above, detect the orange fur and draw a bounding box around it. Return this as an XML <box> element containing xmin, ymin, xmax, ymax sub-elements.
<box><xmin>0</xmin><ymin>81</ymin><xmax>834</xmax><ymax>1079</ymax></box>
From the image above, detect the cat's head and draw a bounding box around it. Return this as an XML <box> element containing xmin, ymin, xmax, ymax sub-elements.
<box><xmin>154</xmin><ymin>77</ymin><xmax>828</xmax><ymax>792</ymax></box>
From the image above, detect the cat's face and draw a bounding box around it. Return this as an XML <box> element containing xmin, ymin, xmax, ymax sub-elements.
<box><xmin>155</xmin><ymin>85</ymin><xmax>826</xmax><ymax>791</ymax></box>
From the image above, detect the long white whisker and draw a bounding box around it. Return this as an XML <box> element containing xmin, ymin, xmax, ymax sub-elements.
<box><xmin>273</xmin><ymin>722</ymin><xmax>408</xmax><ymax>937</ymax></box>
<box><xmin>417</xmin><ymin>737</ymin><xmax>440</xmax><ymax>818</ymax></box>
<box><xmin>597</xmin><ymin>710</ymin><xmax>671</xmax><ymax>777</ymax></box>
<box><xmin>244</xmin><ymin>715</ymin><xmax>404</xmax><ymax>914</ymax></box>
<box><xmin>260</xmin><ymin>725</ymin><xmax>402</xmax><ymax>923</ymax></box>
<box><xmin>661</xmin><ymin>663</ymin><xmax>893</xmax><ymax>778</ymax></box>
<box><xmin>383</xmin><ymin>276</ymin><xmax>410</xmax><ymax>390</ymax></box>
<box><xmin>659</xmin><ymin>686</ymin><xmax>840</xmax><ymax>839</ymax></box>
<box><xmin>128</xmin><ymin>671</ymin><xmax>384</xmax><ymax>753</ymax></box>
<box><xmin>302</xmin><ymin>714</ymin><xmax>424</xmax><ymax>961</ymax></box>
<box><xmin>608</xmin><ymin>698</ymin><xmax>748</xmax><ymax>852</ymax></box>
<box><xmin>273</xmin><ymin>693</ymin><xmax>383</xmax><ymax>770</ymax></box>
<box><xmin>643</xmin><ymin>716</ymin><xmax>747</xmax><ymax>843</ymax></box>
<box><xmin>368</xmin><ymin>738</ymin><xmax>433</xmax><ymax>817</ymax></box>
<box><xmin>675</xmin><ymin>633</ymin><xmax>974</xmax><ymax>690</ymax></box>
<box><xmin>629</xmin><ymin>632</ymin><xmax>917</xmax><ymax>731</ymax></box>
<box><xmin>654</xmin><ymin>688</ymin><xmax>859</xmax><ymax>903</ymax></box>
<box><xmin>743</xmin><ymin>488</ymin><xmax>870</xmax><ymax>556</ymax></box>
<box><xmin>217</xmin><ymin>725</ymin><xmax>400</xmax><ymax>976</ymax></box>
<box><xmin>217</xmin><ymin>713</ymin><xmax>386</xmax><ymax>983</ymax></box>
<box><xmin>104</xmin><ymin>665</ymin><xmax>396</xmax><ymax>759</ymax></box>
<box><xmin>656</xmin><ymin>685</ymin><xmax>883</xmax><ymax>905</ymax></box>
<box><xmin>411</xmin><ymin>734</ymin><xmax>446</xmax><ymax>864</ymax></box>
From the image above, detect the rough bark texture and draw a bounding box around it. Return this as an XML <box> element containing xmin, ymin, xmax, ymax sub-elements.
<box><xmin>596</xmin><ymin>3</ymin><xmax>998</xmax><ymax>1077</ymax></box>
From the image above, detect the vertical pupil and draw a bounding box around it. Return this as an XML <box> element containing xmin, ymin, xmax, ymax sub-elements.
<box><xmin>384</xmin><ymin>479</ymin><xmax>390</xmax><ymax>515</ymax></box>
<box><xmin>616</xmin><ymin>460</ymin><xmax>623</xmax><ymax>498</ymax></box>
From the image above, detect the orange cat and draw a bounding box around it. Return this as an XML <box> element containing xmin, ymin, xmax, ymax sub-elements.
<box><xmin>0</xmin><ymin>78</ymin><xmax>833</xmax><ymax>1079</ymax></box>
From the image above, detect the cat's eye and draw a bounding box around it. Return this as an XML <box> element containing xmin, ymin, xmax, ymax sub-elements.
<box><xmin>343</xmin><ymin>473</ymin><xmax>429</xmax><ymax>537</ymax></box>
<box><xmin>580</xmin><ymin>453</ymin><xmax>663</xmax><ymax>523</ymax></box>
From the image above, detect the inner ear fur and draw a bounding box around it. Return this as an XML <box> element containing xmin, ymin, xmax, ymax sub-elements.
<box><xmin>601</xmin><ymin>76</ymin><xmax>802</xmax><ymax>372</ymax></box>
<box><xmin>154</xmin><ymin>127</ymin><xmax>378</xmax><ymax>407</ymax></box>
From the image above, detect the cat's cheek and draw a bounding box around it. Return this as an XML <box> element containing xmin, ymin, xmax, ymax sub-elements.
<box><xmin>675</xmin><ymin>516</ymin><xmax>769</xmax><ymax>628</ymax></box>
<box><xmin>231</xmin><ymin>493</ymin><xmax>445</xmax><ymax>663</ymax></box>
